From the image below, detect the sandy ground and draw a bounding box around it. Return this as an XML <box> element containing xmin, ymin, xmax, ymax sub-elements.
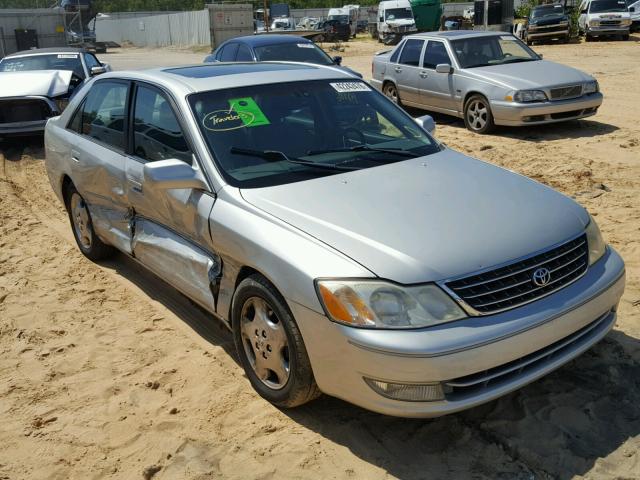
<box><xmin>1</xmin><ymin>36</ymin><xmax>640</xmax><ymax>480</ymax></box>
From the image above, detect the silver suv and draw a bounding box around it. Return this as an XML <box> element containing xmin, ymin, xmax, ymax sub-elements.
<box><xmin>45</xmin><ymin>63</ymin><xmax>625</xmax><ymax>417</ymax></box>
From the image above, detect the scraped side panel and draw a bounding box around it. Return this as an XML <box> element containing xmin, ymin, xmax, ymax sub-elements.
<box><xmin>131</xmin><ymin>218</ymin><xmax>220</xmax><ymax>312</ymax></box>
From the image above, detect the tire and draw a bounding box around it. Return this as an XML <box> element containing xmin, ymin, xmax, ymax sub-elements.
<box><xmin>232</xmin><ymin>274</ymin><xmax>320</xmax><ymax>408</ymax></box>
<box><xmin>383</xmin><ymin>82</ymin><xmax>401</xmax><ymax>106</ymax></box>
<box><xmin>463</xmin><ymin>94</ymin><xmax>495</xmax><ymax>134</ymax></box>
<box><xmin>622</xmin><ymin>34</ymin><xmax>630</xmax><ymax>41</ymax></box>
<box><xmin>562</xmin><ymin>34</ymin><xmax>570</xmax><ymax>43</ymax></box>
<box><xmin>585</xmin><ymin>33</ymin><xmax>593</xmax><ymax>42</ymax></box>
<box><xmin>64</xmin><ymin>185</ymin><xmax>116</xmax><ymax>261</ymax></box>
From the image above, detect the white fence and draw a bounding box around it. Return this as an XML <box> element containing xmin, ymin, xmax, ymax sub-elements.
<box><xmin>96</xmin><ymin>9</ymin><xmax>210</xmax><ymax>48</ymax></box>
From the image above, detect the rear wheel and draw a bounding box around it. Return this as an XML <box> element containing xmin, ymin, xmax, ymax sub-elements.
<box><xmin>65</xmin><ymin>185</ymin><xmax>115</xmax><ymax>261</ymax></box>
<box><xmin>383</xmin><ymin>82</ymin><xmax>401</xmax><ymax>106</ymax></box>
<box><xmin>463</xmin><ymin>94</ymin><xmax>495</xmax><ymax>134</ymax></box>
<box><xmin>232</xmin><ymin>275</ymin><xmax>320</xmax><ymax>408</ymax></box>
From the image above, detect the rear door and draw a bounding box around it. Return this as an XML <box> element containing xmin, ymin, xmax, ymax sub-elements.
<box><xmin>124</xmin><ymin>82</ymin><xmax>219</xmax><ymax>312</ymax></box>
<box><xmin>418</xmin><ymin>40</ymin><xmax>456</xmax><ymax>113</ymax></box>
<box><xmin>394</xmin><ymin>38</ymin><xmax>425</xmax><ymax>105</ymax></box>
<box><xmin>65</xmin><ymin>79</ymin><xmax>132</xmax><ymax>253</ymax></box>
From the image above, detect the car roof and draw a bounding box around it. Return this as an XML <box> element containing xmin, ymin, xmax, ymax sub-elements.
<box><xmin>97</xmin><ymin>62</ymin><xmax>355</xmax><ymax>96</ymax></box>
<box><xmin>4</xmin><ymin>47</ymin><xmax>86</xmax><ymax>59</ymax></box>
<box><xmin>220</xmin><ymin>34</ymin><xmax>312</xmax><ymax>48</ymax></box>
<box><xmin>406</xmin><ymin>30</ymin><xmax>509</xmax><ymax>40</ymax></box>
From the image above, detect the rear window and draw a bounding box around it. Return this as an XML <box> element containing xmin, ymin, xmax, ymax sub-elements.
<box><xmin>254</xmin><ymin>42</ymin><xmax>334</xmax><ymax>65</ymax></box>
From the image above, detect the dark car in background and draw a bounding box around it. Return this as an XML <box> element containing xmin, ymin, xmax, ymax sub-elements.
<box><xmin>525</xmin><ymin>3</ymin><xmax>571</xmax><ymax>44</ymax></box>
<box><xmin>203</xmin><ymin>35</ymin><xmax>362</xmax><ymax>77</ymax></box>
<box><xmin>318</xmin><ymin>19</ymin><xmax>352</xmax><ymax>41</ymax></box>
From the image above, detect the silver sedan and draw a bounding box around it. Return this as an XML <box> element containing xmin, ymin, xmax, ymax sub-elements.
<box><xmin>371</xmin><ymin>31</ymin><xmax>603</xmax><ymax>133</ymax></box>
<box><xmin>45</xmin><ymin>63</ymin><xmax>624</xmax><ymax>417</ymax></box>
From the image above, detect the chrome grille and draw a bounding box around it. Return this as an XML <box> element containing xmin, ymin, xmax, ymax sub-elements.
<box><xmin>600</xmin><ymin>20</ymin><xmax>621</xmax><ymax>25</ymax></box>
<box><xmin>550</xmin><ymin>84</ymin><xmax>583</xmax><ymax>100</ymax></box>
<box><xmin>445</xmin><ymin>234</ymin><xmax>588</xmax><ymax>314</ymax></box>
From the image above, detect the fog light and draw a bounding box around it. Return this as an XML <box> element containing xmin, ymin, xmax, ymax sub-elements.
<box><xmin>364</xmin><ymin>378</ymin><xmax>445</xmax><ymax>402</ymax></box>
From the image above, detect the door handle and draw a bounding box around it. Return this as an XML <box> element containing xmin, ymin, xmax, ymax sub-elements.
<box><xmin>394</xmin><ymin>66</ymin><xmax>402</xmax><ymax>73</ymax></box>
<box><xmin>419</xmin><ymin>71</ymin><xmax>428</xmax><ymax>78</ymax></box>
<box><xmin>71</xmin><ymin>150</ymin><xmax>80</xmax><ymax>162</ymax></box>
<box><xmin>129</xmin><ymin>179</ymin><xmax>143</xmax><ymax>193</ymax></box>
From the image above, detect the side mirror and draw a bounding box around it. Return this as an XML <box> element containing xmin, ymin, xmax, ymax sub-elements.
<box><xmin>580</xmin><ymin>9</ymin><xmax>587</xmax><ymax>14</ymax></box>
<box><xmin>630</xmin><ymin>6</ymin><xmax>635</xmax><ymax>12</ymax></box>
<box><xmin>143</xmin><ymin>159</ymin><xmax>208</xmax><ymax>191</ymax></box>
<box><xmin>435</xmin><ymin>63</ymin><xmax>452</xmax><ymax>74</ymax></box>
<box><xmin>538</xmin><ymin>53</ymin><xmax>543</xmax><ymax>59</ymax></box>
<box><xmin>90</xmin><ymin>65</ymin><xmax>107</xmax><ymax>76</ymax></box>
<box><xmin>333</xmin><ymin>55</ymin><xmax>343</xmax><ymax>65</ymax></box>
<box><xmin>414</xmin><ymin>114</ymin><xmax>436</xmax><ymax>135</ymax></box>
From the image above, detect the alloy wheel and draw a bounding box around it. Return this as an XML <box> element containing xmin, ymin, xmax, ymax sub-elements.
<box><xmin>466</xmin><ymin>99</ymin><xmax>489</xmax><ymax>131</ymax></box>
<box><xmin>70</xmin><ymin>192</ymin><xmax>92</xmax><ymax>249</ymax></box>
<box><xmin>240</xmin><ymin>296</ymin><xmax>290</xmax><ymax>390</ymax></box>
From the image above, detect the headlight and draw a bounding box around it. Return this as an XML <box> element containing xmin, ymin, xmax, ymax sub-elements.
<box><xmin>528</xmin><ymin>24</ymin><xmax>538</xmax><ymax>30</ymax></box>
<box><xmin>513</xmin><ymin>90</ymin><xmax>548</xmax><ymax>103</ymax></box>
<box><xmin>559</xmin><ymin>20</ymin><xmax>569</xmax><ymax>26</ymax></box>
<box><xmin>589</xmin><ymin>19</ymin><xmax>600</xmax><ymax>26</ymax></box>
<box><xmin>621</xmin><ymin>19</ymin><xmax>632</xmax><ymax>26</ymax></box>
<box><xmin>585</xmin><ymin>215</ymin><xmax>606</xmax><ymax>265</ymax></box>
<box><xmin>316</xmin><ymin>280</ymin><xmax>466</xmax><ymax>329</ymax></box>
<box><xmin>583</xmin><ymin>81</ymin><xmax>598</xmax><ymax>94</ymax></box>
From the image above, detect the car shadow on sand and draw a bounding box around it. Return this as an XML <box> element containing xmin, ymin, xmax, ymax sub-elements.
<box><xmin>281</xmin><ymin>330</ymin><xmax>640</xmax><ymax>480</ymax></box>
<box><xmin>101</xmin><ymin>252</ymin><xmax>238</xmax><ymax>361</ymax></box>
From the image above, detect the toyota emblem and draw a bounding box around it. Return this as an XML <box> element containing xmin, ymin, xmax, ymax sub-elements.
<box><xmin>532</xmin><ymin>267</ymin><xmax>551</xmax><ymax>287</ymax></box>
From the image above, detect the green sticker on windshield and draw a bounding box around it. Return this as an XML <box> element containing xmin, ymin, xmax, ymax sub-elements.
<box><xmin>228</xmin><ymin>97</ymin><xmax>270</xmax><ymax>128</ymax></box>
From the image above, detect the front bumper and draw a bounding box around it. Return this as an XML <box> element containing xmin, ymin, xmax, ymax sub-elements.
<box><xmin>291</xmin><ymin>247</ymin><xmax>625</xmax><ymax>417</ymax></box>
<box><xmin>586</xmin><ymin>25</ymin><xmax>630</xmax><ymax>35</ymax></box>
<box><xmin>527</xmin><ymin>28</ymin><xmax>569</xmax><ymax>40</ymax></box>
<box><xmin>491</xmin><ymin>92</ymin><xmax>603</xmax><ymax>126</ymax></box>
<box><xmin>0</xmin><ymin>119</ymin><xmax>48</xmax><ymax>136</ymax></box>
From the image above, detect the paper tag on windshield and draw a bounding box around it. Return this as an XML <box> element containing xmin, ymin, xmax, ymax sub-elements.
<box><xmin>330</xmin><ymin>82</ymin><xmax>371</xmax><ymax>93</ymax></box>
<box><xmin>57</xmin><ymin>54</ymin><xmax>78</xmax><ymax>59</ymax></box>
<box><xmin>500</xmin><ymin>35</ymin><xmax>515</xmax><ymax>40</ymax></box>
<box><xmin>297</xmin><ymin>43</ymin><xmax>315</xmax><ymax>48</ymax></box>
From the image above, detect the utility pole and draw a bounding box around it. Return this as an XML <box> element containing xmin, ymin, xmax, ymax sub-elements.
<box><xmin>264</xmin><ymin>0</ymin><xmax>269</xmax><ymax>32</ymax></box>
<box><xmin>483</xmin><ymin>0</ymin><xmax>489</xmax><ymax>30</ymax></box>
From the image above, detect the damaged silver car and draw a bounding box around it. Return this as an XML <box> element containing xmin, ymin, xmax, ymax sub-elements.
<box><xmin>45</xmin><ymin>63</ymin><xmax>625</xmax><ymax>417</ymax></box>
<box><xmin>0</xmin><ymin>47</ymin><xmax>109</xmax><ymax>138</ymax></box>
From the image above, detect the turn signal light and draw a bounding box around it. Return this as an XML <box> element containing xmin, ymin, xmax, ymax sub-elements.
<box><xmin>364</xmin><ymin>378</ymin><xmax>445</xmax><ymax>402</ymax></box>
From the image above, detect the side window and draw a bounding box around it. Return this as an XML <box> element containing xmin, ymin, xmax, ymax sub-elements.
<box><xmin>236</xmin><ymin>44</ymin><xmax>253</xmax><ymax>61</ymax></box>
<box><xmin>220</xmin><ymin>43</ymin><xmax>239</xmax><ymax>62</ymax></box>
<box><xmin>83</xmin><ymin>53</ymin><xmax>100</xmax><ymax>70</ymax></box>
<box><xmin>390</xmin><ymin>41</ymin><xmax>404</xmax><ymax>63</ymax></box>
<box><xmin>81</xmin><ymin>81</ymin><xmax>128</xmax><ymax>150</ymax></box>
<box><xmin>132</xmin><ymin>84</ymin><xmax>192</xmax><ymax>164</ymax></box>
<box><xmin>67</xmin><ymin>99</ymin><xmax>85</xmax><ymax>133</ymax></box>
<box><xmin>423</xmin><ymin>41</ymin><xmax>451</xmax><ymax>69</ymax></box>
<box><xmin>398</xmin><ymin>39</ymin><xmax>424</xmax><ymax>67</ymax></box>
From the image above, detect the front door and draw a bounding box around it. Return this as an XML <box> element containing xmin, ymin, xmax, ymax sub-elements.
<box><xmin>124</xmin><ymin>82</ymin><xmax>219</xmax><ymax>312</ymax></box>
<box><xmin>394</xmin><ymin>38</ymin><xmax>425</xmax><ymax>105</ymax></box>
<box><xmin>418</xmin><ymin>40</ymin><xmax>456</xmax><ymax>113</ymax></box>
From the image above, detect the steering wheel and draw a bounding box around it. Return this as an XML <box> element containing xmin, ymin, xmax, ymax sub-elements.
<box><xmin>342</xmin><ymin>127</ymin><xmax>365</xmax><ymax>148</ymax></box>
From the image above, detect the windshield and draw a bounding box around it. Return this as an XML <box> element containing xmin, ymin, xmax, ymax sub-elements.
<box><xmin>0</xmin><ymin>53</ymin><xmax>84</xmax><ymax>77</ymax></box>
<box><xmin>254</xmin><ymin>42</ymin><xmax>334</xmax><ymax>65</ymax></box>
<box><xmin>589</xmin><ymin>0</ymin><xmax>628</xmax><ymax>12</ymax></box>
<box><xmin>531</xmin><ymin>5</ymin><xmax>565</xmax><ymax>17</ymax></box>
<box><xmin>385</xmin><ymin>8</ymin><xmax>414</xmax><ymax>20</ymax></box>
<box><xmin>328</xmin><ymin>14</ymin><xmax>350</xmax><ymax>23</ymax></box>
<box><xmin>189</xmin><ymin>80</ymin><xmax>439</xmax><ymax>188</ymax></box>
<box><xmin>451</xmin><ymin>35</ymin><xmax>539</xmax><ymax>69</ymax></box>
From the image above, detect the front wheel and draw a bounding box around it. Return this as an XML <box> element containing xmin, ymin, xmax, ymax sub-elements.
<box><xmin>463</xmin><ymin>94</ymin><xmax>495</xmax><ymax>134</ymax></box>
<box><xmin>232</xmin><ymin>275</ymin><xmax>320</xmax><ymax>408</ymax></box>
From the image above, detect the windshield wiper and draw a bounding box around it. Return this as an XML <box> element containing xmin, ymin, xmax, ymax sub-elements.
<box><xmin>501</xmin><ymin>57</ymin><xmax>537</xmax><ymax>64</ymax></box>
<box><xmin>306</xmin><ymin>145</ymin><xmax>417</xmax><ymax>158</ymax></box>
<box><xmin>229</xmin><ymin>147</ymin><xmax>357</xmax><ymax>172</ymax></box>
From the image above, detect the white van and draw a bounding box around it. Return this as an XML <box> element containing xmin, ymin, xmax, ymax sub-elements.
<box><xmin>328</xmin><ymin>5</ymin><xmax>359</xmax><ymax>37</ymax></box>
<box><xmin>578</xmin><ymin>0</ymin><xmax>632</xmax><ymax>40</ymax></box>
<box><xmin>377</xmin><ymin>0</ymin><xmax>417</xmax><ymax>42</ymax></box>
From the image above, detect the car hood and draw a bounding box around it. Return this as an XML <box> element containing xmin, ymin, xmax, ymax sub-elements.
<box><xmin>468</xmin><ymin>60</ymin><xmax>593</xmax><ymax>90</ymax></box>
<box><xmin>241</xmin><ymin>150</ymin><xmax>589</xmax><ymax>284</ymax></box>
<box><xmin>0</xmin><ymin>70</ymin><xmax>73</xmax><ymax>98</ymax></box>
